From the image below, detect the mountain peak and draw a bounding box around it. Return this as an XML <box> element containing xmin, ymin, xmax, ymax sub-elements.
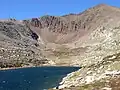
<box><xmin>84</xmin><ymin>3</ymin><xmax>120</xmax><ymax>15</ymax></box>
<box><xmin>96</xmin><ymin>3</ymin><xmax>109</xmax><ymax>7</ymax></box>
<box><xmin>93</xmin><ymin>3</ymin><xmax>118</xmax><ymax>10</ymax></box>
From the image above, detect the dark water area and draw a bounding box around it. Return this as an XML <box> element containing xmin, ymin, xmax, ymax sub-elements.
<box><xmin>0</xmin><ymin>66</ymin><xmax>80</xmax><ymax>90</ymax></box>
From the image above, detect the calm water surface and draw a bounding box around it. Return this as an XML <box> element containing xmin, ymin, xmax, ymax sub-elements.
<box><xmin>0</xmin><ymin>66</ymin><xmax>80</xmax><ymax>90</ymax></box>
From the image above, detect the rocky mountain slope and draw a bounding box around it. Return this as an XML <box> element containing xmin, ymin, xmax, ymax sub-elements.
<box><xmin>0</xmin><ymin>20</ymin><xmax>54</xmax><ymax>68</ymax></box>
<box><xmin>49</xmin><ymin>4</ymin><xmax>120</xmax><ymax>90</ymax></box>
<box><xmin>1</xmin><ymin>3</ymin><xmax>120</xmax><ymax>89</ymax></box>
<box><xmin>21</xmin><ymin>4</ymin><xmax>120</xmax><ymax>66</ymax></box>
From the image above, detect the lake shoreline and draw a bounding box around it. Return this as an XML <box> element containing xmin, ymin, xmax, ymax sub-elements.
<box><xmin>0</xmin><ymin>66</ymin><xmax>33</xmax><ymax>71</ymax></box>
<box><xmin>0</xmin><ymin>65</ymin><xmax>80</xmax><ymax>71</ymax></box>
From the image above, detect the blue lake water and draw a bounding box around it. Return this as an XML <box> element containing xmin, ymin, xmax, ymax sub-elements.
<box><xmin>0</xmin><ymin>66</ymin><xmax>80</xmax><ymax>90</ymax></box>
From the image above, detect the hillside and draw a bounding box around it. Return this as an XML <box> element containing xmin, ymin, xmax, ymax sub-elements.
<box><xmin>0</xmin><ymin>20</ymin><xmax>54</xmax><ymax>68</ymax></box>
<box><xmin>49</xmin><ymin>4</ymin><xmax>120</xmax><ymax>89</ymax></box>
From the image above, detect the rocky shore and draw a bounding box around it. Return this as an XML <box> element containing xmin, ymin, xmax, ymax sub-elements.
<box><xmin>50</xmin><ymin>52</ymin><xmax>120</xmax><ymax>90</ymax></box>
